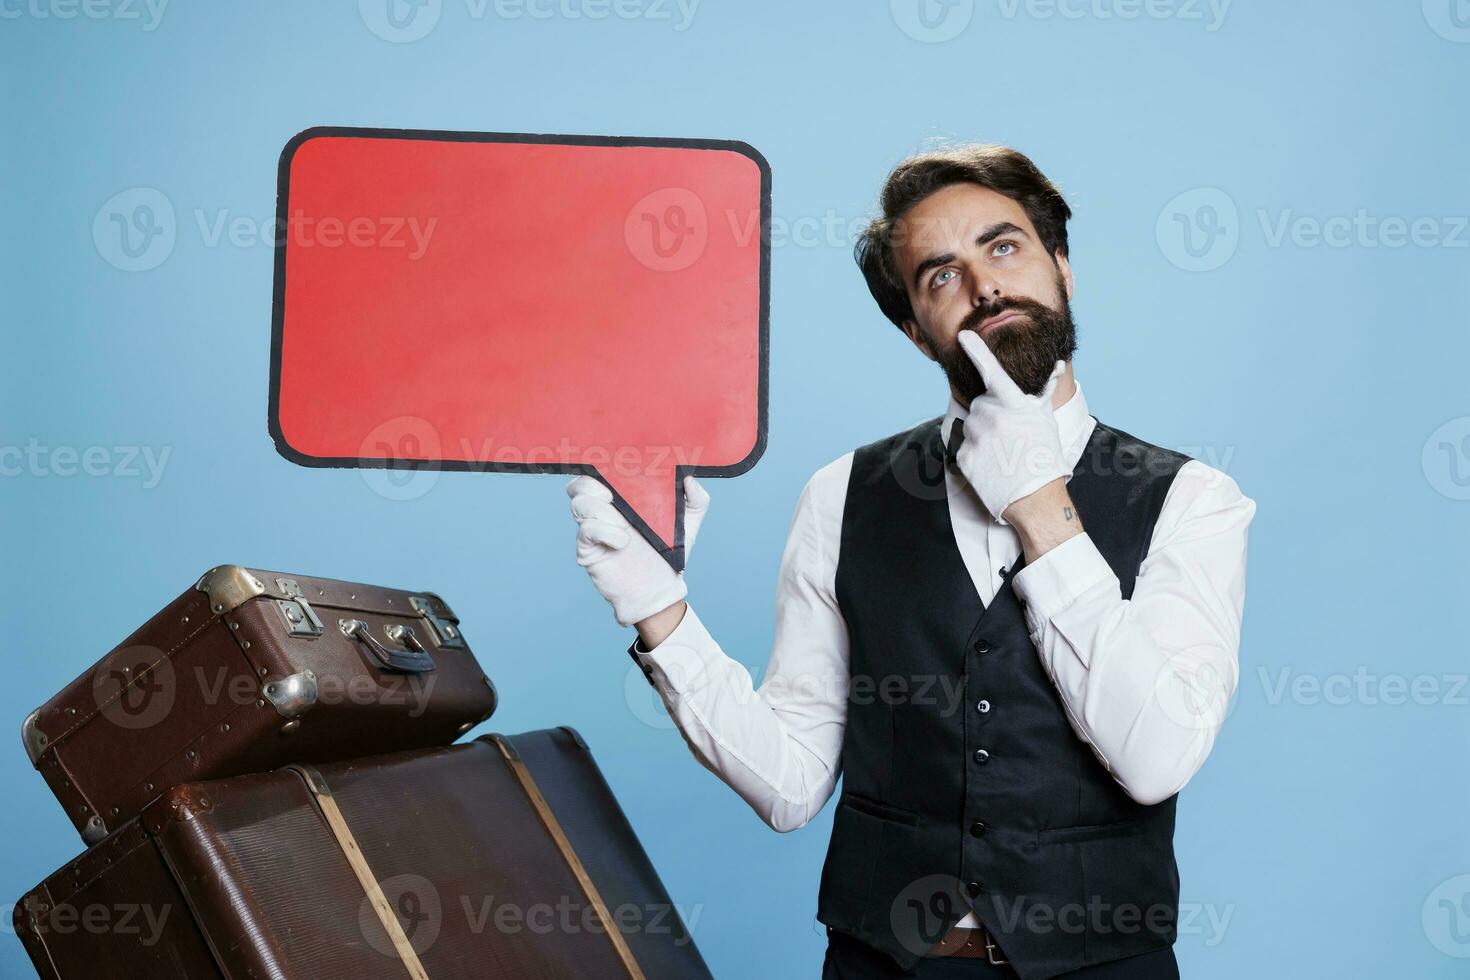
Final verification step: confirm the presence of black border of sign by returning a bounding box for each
[268,125,771,573]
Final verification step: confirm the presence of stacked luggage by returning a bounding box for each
[13,565,712,979]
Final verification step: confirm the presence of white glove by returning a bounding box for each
[566,474,710,627]
[954,330,1069,525]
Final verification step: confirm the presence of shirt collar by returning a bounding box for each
[942,374,1097,472]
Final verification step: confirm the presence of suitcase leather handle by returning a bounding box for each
[339,619,437,673]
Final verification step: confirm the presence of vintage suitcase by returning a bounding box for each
[23,564,498,843]
[14,727,713,980]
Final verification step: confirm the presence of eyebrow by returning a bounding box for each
[909,221,1029,290]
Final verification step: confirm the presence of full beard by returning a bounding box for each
[932,271,1078,400]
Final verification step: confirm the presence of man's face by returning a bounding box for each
[892,182,1077,401]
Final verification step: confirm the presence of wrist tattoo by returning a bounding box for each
[1063,505,1075,522]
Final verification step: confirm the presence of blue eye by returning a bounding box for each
[993,241,1016,256]
[931,268,956,289]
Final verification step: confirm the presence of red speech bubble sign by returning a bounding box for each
[269,128,770,571]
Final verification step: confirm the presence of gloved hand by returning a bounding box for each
[566,474,710,627]
[954,330,1069,525]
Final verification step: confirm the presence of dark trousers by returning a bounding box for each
[821,926,1180,980]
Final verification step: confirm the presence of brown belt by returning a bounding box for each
[926,924,1010,964]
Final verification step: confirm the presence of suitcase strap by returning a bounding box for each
[285,764,433,980]
[488,734,648,980]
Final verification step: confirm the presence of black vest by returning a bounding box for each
[817,414,1191,979]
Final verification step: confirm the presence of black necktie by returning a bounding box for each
[944,417,965,469]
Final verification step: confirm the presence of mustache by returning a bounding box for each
[958,296,1050,334]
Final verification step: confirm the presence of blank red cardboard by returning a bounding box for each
[269,127,770,571]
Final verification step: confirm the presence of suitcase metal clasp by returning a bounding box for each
[409,595,466,650]
[273,579,325,638]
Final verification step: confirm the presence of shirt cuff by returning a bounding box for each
[1010,531,1118,625]
[625,602,715,690]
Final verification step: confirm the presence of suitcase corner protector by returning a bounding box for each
[22,708,47,765]
[194,564,269,615]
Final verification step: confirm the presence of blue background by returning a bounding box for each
[2,1,1468,976]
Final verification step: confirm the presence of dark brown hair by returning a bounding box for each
[854,144,1073,329]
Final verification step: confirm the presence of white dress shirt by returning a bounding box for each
[629,378,1255,930]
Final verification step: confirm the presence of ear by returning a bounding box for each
[900,318,936,361]
[1055,250,1075,301]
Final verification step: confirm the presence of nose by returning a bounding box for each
[969,261,1003,308]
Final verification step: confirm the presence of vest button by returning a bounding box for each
[974,749,990,764]
[967,881,983,897]
[970,821,987,837]
[973,640,990,654]
[975,699,991,714]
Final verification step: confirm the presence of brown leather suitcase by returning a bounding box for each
[23,565,498,843]
[14,728,713,980]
